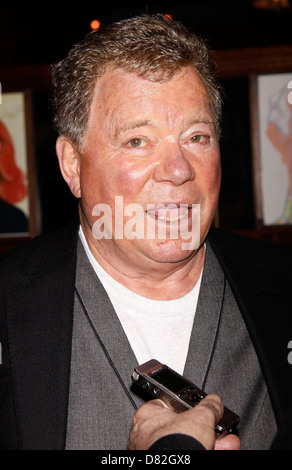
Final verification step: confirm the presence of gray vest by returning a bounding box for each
[65,240,277,450]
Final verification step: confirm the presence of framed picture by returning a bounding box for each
[0,90,40,237]
[250,72,292,227]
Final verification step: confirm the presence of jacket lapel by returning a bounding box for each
[74,239,142,408]
[6,219,78,449]
[183,242,225,387]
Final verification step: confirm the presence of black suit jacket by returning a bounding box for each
[0,218,292,449]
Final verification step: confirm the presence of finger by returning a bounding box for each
[197,394,224,424]
[148,398,170,409]
[214,434,241,450]
[135,398,168,414]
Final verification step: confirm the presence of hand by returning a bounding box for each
[128,394,241,450]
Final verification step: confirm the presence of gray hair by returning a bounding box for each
[51,14,223,146]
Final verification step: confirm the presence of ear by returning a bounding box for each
[56,136,81,198]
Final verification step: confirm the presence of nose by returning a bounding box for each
[153,143,195,186]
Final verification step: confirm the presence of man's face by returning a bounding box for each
[78,66,221,270]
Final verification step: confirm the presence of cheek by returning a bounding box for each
[196,158,221,204]
[80,156,149,209]
[113,161,153,199]
[201,150,221,187]
[79,160,109,206]
[115,172,142,198]
[208,161,221,190]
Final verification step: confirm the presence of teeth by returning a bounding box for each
[156,208,189,222]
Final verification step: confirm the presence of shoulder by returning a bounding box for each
[207,227,292,281]
[0,217,79,289]
[207,226,290,256]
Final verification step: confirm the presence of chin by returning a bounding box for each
[139,239,198,264]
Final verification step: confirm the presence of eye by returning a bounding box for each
[127,138,147,148]
[189,134,210,144]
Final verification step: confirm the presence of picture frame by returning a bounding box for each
[250,72,292,228]
[0,90,40,239]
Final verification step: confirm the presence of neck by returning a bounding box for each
[79,209,205,300]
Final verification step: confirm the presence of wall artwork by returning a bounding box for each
[251,73,292,227]
[0,91,39,237]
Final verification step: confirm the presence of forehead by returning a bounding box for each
[88,66,211,130]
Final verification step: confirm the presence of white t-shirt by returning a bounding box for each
[79,227,203,374]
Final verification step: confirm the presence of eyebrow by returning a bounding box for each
[112,116,215,142]
[113,119,154,140]
[187,118,215,127]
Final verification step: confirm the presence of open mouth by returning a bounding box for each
[146,203,190,223]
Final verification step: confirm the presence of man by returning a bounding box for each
[0,14,291,450]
